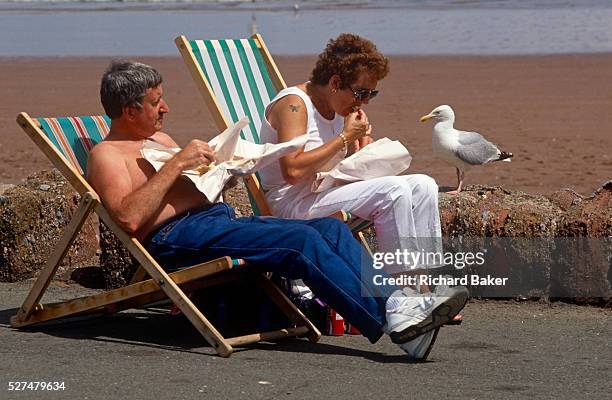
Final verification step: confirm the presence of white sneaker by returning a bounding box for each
[434,276,464,325]
[399,328,440,361]
[384,286,468,344]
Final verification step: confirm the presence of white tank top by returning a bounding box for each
[258,86,344,215]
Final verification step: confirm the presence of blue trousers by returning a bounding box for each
[145,203,397,343]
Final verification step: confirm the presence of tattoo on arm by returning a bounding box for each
[289,104,300,112]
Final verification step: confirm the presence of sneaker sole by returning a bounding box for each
[390,287,469,344]
[415,327,440,362]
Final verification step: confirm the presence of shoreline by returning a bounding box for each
[1,53,610,196]
[1,0,611,12]
[2,4,612,57]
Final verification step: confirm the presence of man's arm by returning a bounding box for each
[87,139,214,234]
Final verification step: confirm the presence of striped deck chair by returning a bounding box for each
[175,34,373,251]
[11,112,320,357]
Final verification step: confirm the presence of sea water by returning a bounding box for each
[0,0,611,56]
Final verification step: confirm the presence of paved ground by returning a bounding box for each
[0,281,609,400]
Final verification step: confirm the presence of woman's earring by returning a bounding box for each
[332,88,337,93]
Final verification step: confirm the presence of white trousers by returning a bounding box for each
[272,174,442,273]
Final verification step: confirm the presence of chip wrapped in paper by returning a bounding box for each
[142,117,308,202]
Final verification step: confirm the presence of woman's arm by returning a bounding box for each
[269,94,369,184]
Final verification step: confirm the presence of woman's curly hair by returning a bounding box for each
[310,33,389,88]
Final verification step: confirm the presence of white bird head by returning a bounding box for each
[420,105,455,124]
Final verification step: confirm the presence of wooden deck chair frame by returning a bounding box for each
[10,112,320,357]
[175,34,373,254]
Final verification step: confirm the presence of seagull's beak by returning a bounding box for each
[420,113,432,122]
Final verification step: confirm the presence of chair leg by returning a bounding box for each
[355,231,373,256]
[255,274,321,343]
[127,241,236,357]
[10,257,235,328]
[97,206,236,357]
[12,192,97,324]
[129,265,148,284]
[226,326,310,347]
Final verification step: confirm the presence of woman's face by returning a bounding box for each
[331,72,379,117]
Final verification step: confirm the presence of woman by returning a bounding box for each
[258,33,442,271]
[257,34,453,360]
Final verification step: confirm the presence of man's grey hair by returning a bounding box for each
[100,60,163,119]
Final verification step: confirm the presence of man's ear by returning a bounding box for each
[122,105,137,121]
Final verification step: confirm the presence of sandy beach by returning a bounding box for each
[1,54,610,195]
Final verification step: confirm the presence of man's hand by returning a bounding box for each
[169,139,215,171]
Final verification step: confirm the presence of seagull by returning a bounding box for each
[420,105,513,194]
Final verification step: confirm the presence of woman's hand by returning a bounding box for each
[353,123,374,152]
[342,109,370,142]
[348,109,373,152]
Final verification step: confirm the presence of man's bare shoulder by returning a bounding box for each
[89,132,176,166]
[86,139,136,181]
[88,140,123,164]
[151,131,179,148]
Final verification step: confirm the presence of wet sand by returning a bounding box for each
[1,54,610,195]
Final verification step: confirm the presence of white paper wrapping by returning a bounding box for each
[312,138,412,193]
[142,117,308,203]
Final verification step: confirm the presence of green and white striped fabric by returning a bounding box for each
[188,38,373,233]
[37,115,110,176]
[189,38,278,144]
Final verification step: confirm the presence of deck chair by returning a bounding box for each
[10,112,321,357]
[175,34,373,252]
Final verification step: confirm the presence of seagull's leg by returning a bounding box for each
[456,170,465,193]
[446,167,462,195]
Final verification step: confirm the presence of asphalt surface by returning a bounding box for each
[0,281,609,400]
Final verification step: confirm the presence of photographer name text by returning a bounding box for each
[373,274,508,287]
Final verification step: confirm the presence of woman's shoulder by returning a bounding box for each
[274,85,310,102]
[272,92,306,109]
[268,86,311,118]
[267,93,308,125]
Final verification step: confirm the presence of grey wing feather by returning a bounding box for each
[454,131,501,165]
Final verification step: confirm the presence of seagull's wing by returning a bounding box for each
[454,131,502,165]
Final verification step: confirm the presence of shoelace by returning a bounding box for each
[418,295,435,310]
[391,293,436,313]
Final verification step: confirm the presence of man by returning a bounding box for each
[87,60,468,360]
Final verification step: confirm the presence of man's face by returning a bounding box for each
[132,85,169,136]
